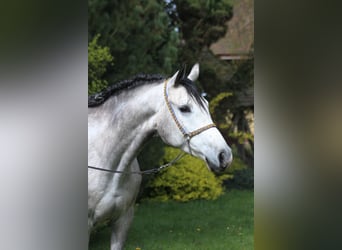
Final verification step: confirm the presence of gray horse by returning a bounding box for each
[88,64,232,249]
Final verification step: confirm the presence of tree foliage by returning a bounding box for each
[168,0,233,63]
[88,34,113,94]
[89,0,179,82]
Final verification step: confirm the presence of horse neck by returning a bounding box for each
[88,83,163,171]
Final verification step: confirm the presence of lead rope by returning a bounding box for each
[88,151,185,175]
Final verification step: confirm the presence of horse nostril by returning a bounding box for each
[219,151,225,164]
[218,150,232,168]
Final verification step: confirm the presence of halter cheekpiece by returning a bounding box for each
[163,78,216,155]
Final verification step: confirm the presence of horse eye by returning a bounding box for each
[179,105,191,113]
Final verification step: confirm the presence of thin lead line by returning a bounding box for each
[88,152,185,175]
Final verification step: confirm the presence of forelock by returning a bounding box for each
[178,78,206,109]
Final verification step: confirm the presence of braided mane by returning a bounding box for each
[88,74,165,107]
[88,73,205,108]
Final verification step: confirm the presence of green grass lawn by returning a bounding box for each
[89,189,254,250]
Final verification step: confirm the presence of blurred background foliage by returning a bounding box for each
[89,0,254,200]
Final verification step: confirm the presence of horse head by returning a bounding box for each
[156,64,232,173]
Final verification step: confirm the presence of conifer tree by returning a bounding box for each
[89,0,179,82]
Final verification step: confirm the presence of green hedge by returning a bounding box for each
[145,147,230,202]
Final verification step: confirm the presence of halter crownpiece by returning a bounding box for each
[163,78,216,154]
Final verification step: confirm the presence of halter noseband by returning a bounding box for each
[163,79,216,155]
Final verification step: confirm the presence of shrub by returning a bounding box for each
[88,34,114,95]
[223,150,254,189]
[226,168,254,189]
[145,147,230,202]
[226,152,248,173]
[136,137,165,201]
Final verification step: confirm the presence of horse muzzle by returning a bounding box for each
[206,149,233,174]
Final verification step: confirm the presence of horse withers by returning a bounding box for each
[88,64,232,249]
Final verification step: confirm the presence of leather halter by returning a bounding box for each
[163,79,216,155]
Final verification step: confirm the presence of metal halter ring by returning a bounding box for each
[184,134,191,141]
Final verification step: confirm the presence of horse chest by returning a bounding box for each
[89,173,141,225]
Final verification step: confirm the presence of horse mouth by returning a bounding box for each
[205,158,225,174]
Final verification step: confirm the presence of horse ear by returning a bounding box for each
[175,64,187,86]
[170,64,187,87]
[187,63,199,82]
[169,70,179,86]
